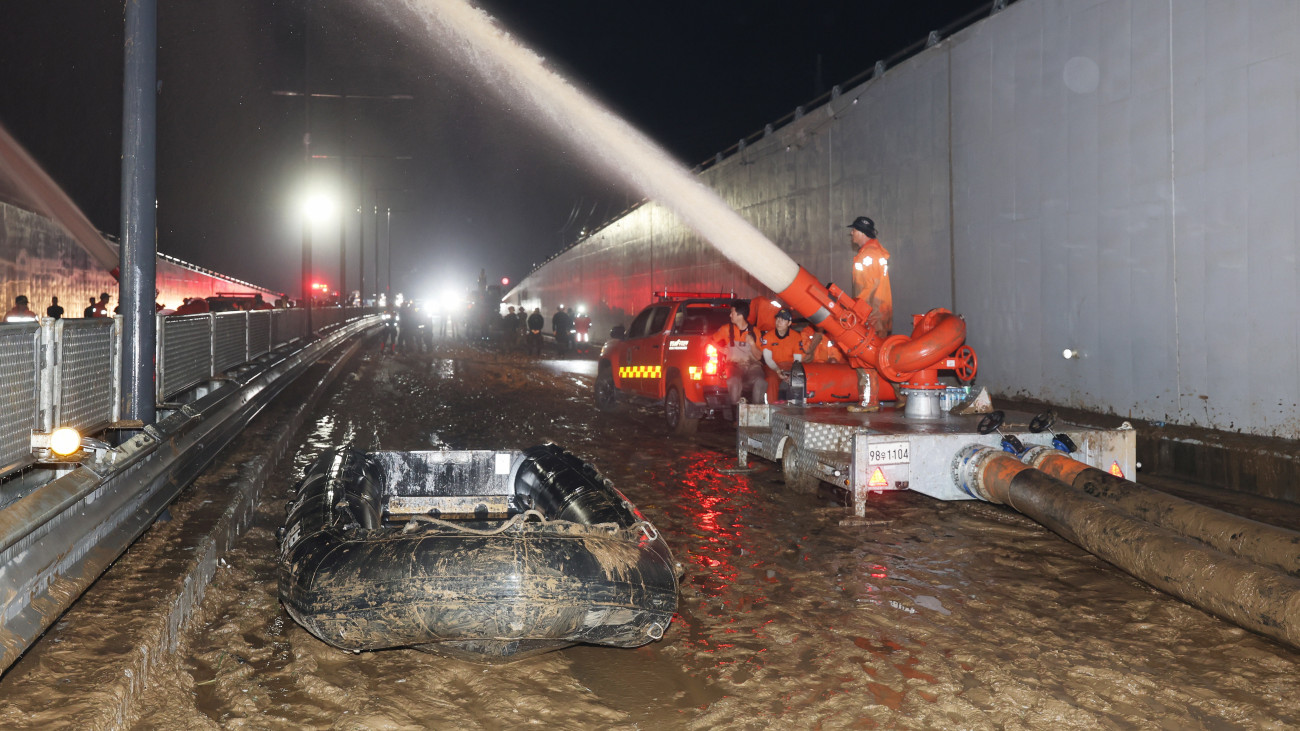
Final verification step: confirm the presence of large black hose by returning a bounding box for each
[1024,446,1300,577]
[953,446,1300,649]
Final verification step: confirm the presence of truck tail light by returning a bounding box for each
[688,366,703,381]
[704,344,719,375]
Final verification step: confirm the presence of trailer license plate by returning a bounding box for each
[870,441,910,465]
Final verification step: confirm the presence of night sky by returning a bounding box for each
[0,1,989,298]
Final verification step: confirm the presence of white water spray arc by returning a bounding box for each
[391,0,801,293]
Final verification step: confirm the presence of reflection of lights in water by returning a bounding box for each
[673,450,777,655]
[432,359,456,378]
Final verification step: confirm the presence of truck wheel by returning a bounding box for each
[595,367,623,413]
[665,381,699,435]
[782,438,820,494]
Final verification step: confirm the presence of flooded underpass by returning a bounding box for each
[32,340,1299,728]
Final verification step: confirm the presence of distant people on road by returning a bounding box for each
[252,294,274,311]
[526,307,544,356]
[4,295,38,323]
[397,300,415,353]
[573,308,591,348]
[503,306,520,350]
[380,309,398,354]
[46,296,64,320]
[552,305,572,355]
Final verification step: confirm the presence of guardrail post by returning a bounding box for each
[112,317,124,424]
[37,319,56,434]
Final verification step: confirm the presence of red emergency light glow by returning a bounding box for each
[704,344,719,375]
[868,467,889,488]
[1109,461,1125,478]
[501,277,510,286]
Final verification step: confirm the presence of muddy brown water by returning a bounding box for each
[15,341,1300,729]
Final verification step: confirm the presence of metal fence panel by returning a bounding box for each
[274,309,307,347]
[159,315,212,401]
[53,319,117,433]
[0,324,39,472]
[247,311,271,358]
[212,312,247,374]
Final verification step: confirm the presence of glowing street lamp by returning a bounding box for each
[300,185,337,331]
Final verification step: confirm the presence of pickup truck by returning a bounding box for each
[594,292,740,435]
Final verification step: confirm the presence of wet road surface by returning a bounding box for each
[70,341,1300,727]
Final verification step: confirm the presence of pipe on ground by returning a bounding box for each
[1023,446,1300,578]
[953,445,1300,650]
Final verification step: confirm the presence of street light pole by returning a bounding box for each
[301,14,313,334]
[120,0,157,426]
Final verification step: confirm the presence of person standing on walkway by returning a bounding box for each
[848,216,892,338]
[46,296,64,320]
[4,295,38,322]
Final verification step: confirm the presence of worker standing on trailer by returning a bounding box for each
[759,309,804,403]
[711,300,764,406]
[848,216,892,338]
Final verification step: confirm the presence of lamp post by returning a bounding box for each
[301,189,335,333]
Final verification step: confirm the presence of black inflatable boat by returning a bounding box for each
[277,444,679,661]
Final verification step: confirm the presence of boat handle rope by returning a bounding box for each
[404,509,549,535]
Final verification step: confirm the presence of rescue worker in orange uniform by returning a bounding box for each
[759,309,804,403]
[711,301,764,406]
[849,216,892,338]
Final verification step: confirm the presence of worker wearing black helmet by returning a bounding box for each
[848,216,892,338]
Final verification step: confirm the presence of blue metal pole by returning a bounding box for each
[120,0,158,426]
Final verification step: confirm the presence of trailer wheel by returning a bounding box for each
[595,366,623,413]
[665,380,699,435]
[781,439,819,494]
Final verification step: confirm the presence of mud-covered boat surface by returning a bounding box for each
[30,341,1300,727]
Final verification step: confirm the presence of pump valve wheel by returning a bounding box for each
[977,410,1005,435]
[1029,410,1055,433]
[953,345,978,383]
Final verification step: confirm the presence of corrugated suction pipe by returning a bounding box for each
[952,445,1300,650]
[1022,445,1300,577]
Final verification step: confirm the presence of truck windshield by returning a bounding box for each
[673,306,732,335]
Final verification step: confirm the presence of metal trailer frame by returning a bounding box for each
[737,404,1136,516]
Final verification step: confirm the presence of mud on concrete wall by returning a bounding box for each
[511,0,1300,440]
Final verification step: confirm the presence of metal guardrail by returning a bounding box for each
[0,307,381,484]
[0,311,381,672]
[157,307,379,402]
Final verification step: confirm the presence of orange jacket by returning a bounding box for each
[759,327,804,371]
[852,239,892,337]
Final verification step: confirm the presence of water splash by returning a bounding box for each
[386,0,801,293]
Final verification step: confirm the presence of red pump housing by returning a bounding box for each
[777,267,977,405]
